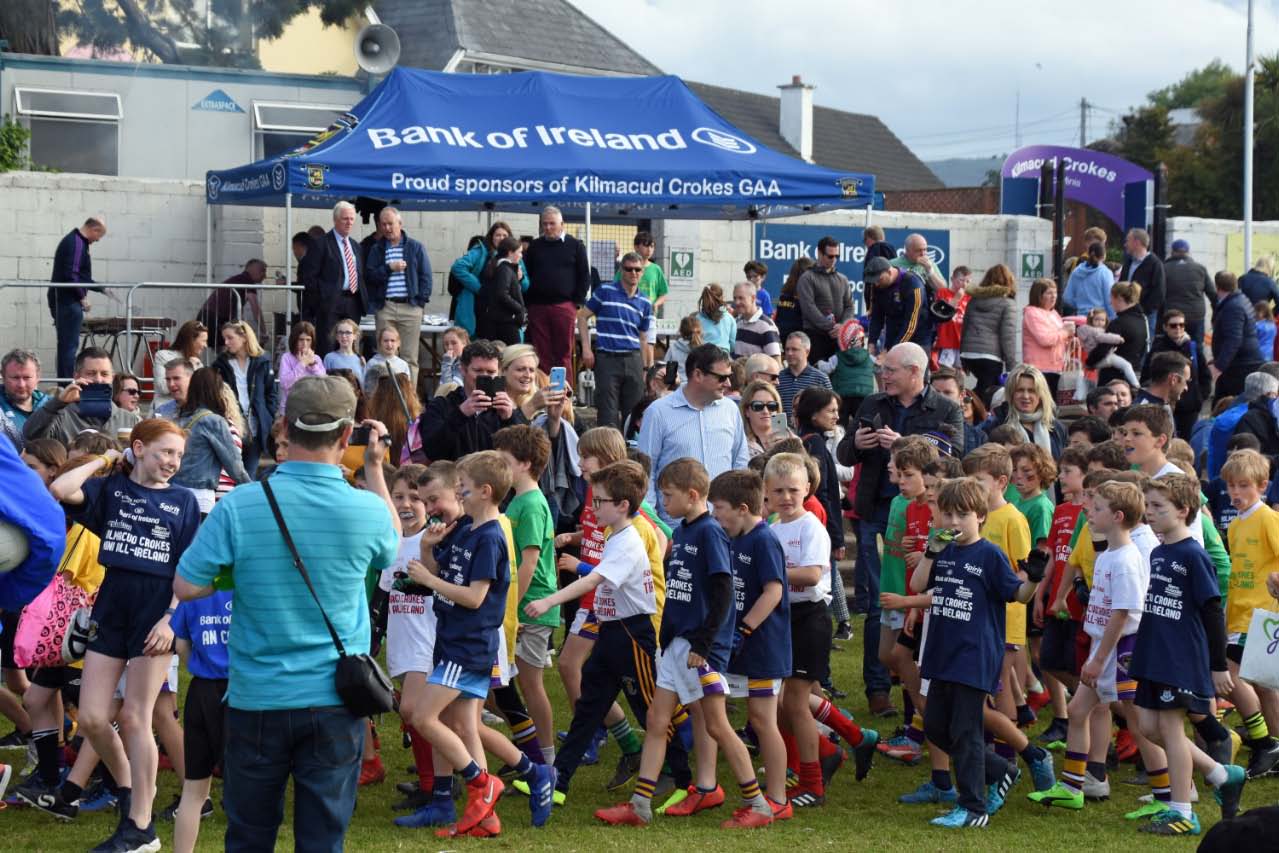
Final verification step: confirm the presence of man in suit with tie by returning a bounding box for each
[301,200,366,354]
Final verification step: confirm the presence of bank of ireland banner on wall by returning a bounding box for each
[753,226,950,315]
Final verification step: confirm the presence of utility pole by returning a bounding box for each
[1244,0,1255,267]
[1079,97,1088,147]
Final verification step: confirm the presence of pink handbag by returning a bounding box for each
[13,531,92,669]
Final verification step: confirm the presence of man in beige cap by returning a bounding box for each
[174,375,400,852]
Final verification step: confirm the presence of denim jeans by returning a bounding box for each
[224,705,364,853]
[54,295,84,381]
[856,506,892,698]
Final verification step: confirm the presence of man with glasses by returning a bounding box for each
[796,236,854,362]
[778,332,832,419]
[744,353,781,386]
[419,340,526,461]
[1162,240,1216,346]
[1142,309,1212,440]
[524,206,590,372]
[637,344,748,525]
[23,346,140,445]
[837,342,963,717]
[579,252,653,431]
[1,349,48,432]
[616,232,667,366]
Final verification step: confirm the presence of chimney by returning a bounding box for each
[778,74,814,162]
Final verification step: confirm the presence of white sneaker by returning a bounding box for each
[1137,786,1198,804]
[1082,771,1110,800]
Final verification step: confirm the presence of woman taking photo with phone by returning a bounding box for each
[739,380,792,457]
[49,418,200,853]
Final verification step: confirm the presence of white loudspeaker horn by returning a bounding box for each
[355,24,400,74]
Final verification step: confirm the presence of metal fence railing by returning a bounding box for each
[0,280,302,385]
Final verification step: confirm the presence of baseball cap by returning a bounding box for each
[1171,239,1190,253]
[863,256,892,284]
[285,375,356,432]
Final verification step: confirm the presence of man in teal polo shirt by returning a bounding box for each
[175,375,399,852]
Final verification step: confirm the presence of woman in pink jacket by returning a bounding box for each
[1022,277,1073,399]
[277,320,327,414]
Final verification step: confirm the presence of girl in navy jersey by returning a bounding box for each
[50,417,199,853]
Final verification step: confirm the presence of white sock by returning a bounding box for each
[1170,800,1192,819]
[541,746,555,764]
[1205,763,1228,787]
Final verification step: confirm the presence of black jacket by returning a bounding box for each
[1233,397,1279,458]
[801,431,844,550]
[1093,304,1147,385]
[1120,253,1166,318]
[418,386,528,462]
[1163,254,1216,326]
[212,352,277,444]
[1213,290,1263,373]
[300,230,368,314]
[48,228,99,312]
[837,386,964,518]
[1239,269,1279,308]
[478,259,526,331]
[524,234,590,306]
[1142,333,1211,413]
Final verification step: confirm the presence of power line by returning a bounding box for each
[900,107,1076,142]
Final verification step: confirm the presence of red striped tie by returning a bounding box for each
[341,237,357,293]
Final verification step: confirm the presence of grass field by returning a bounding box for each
[2,627,1271,851]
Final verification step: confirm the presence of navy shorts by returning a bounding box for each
[1040,616,1081,675]
[184,676,228,780]
[1134,680,1214,717]
[88,568,174,660]
[789,602,831,683]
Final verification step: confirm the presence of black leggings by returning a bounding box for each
[962,358,1005,407]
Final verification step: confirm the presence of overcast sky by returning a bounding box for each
[570,0,1279,162]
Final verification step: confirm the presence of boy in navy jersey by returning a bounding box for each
[915,477,1045,829]
[596,459,771,828]
[406,451,551,838]
[1130,473,1246,835]
[710,469,792,815]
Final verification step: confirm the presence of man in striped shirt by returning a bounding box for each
[579,252,652,430]
[732,281,782,360]
[366,207,432,380]
[778,332,832,419]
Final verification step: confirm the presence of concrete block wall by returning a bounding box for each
[1166,216,1279,277]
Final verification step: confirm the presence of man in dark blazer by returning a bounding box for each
[301,200,366,354]
[1119,227,1166,346]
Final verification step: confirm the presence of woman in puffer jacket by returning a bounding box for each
[960,263,1019,405]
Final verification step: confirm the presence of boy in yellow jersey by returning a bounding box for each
[1220,449,1279,778]
[962,444,1031,764]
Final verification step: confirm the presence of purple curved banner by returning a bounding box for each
[1001,145,1153,227]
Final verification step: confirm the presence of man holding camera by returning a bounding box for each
[419,340,527,461]
[23,346,140,445]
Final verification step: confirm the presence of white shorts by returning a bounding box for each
[656,637,727,705]
[882,609,906,631]
[1086,633,1137,703]
[569,608,599,640]
[515,624,554,669]
[114,654,179,699]
[386,607,437,679]
[490,631,517,689]
[725,674,783,700]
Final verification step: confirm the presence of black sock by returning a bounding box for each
[1053,717,1069,728]
[101,764,118,792]
[60,780,83,803]
[1193,715,1230,744]
[32,728,61,786]
[1086,761,1107,781]
[1020,744,1047,765]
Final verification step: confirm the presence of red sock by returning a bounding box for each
[799,760,824,795]
[409,725,435,791]
[817,733,839,759]
[782,729,799,772]
[813,699,863,746]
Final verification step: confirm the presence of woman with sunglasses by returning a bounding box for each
[1142,308,1212,440]
[739,380,791,457]
[112,374,142,413]
[152,320,208,412]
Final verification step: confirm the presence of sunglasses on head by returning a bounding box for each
[748,400,780,412]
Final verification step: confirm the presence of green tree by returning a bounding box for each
[1110,105,1173,172]
[46,0,367,68]
[0,115,34,172]
[1148,59,1236,110]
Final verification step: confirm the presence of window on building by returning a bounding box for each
[14,88,122,175]
[252,102,351,159]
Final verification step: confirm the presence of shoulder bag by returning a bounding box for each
[261,479,396,717]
